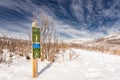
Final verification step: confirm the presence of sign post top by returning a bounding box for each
[32,21,38,28]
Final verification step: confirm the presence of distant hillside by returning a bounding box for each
[65,33,120,55]
[92,33,120,50]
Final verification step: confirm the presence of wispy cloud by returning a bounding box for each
[0,0,120,40]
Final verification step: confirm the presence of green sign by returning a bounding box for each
[32,27,40,42]
[32,27,41,59]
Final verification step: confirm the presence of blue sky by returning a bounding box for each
[0,0,120,40]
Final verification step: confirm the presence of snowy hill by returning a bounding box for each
[64,39,92,44]
[65,33,120,53]
[64,33,120,43]
[0,48,120,80]
[104,33,120,40]
[93,33,120,44]
[91,33,120,51]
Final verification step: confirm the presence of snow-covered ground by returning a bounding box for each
[0,48,120,80]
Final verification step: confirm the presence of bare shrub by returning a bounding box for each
[38,14,59,62]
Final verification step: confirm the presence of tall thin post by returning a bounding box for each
[32,21,41,78]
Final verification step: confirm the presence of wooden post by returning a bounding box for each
[32,59,38,77]
[32,21,41,78]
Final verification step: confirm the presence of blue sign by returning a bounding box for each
[33,43,40,48]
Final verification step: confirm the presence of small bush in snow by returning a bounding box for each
[26,55,30,60]
[1,49,13,64]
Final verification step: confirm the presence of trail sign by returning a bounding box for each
[32,27,41,59]
[32,21,41,78]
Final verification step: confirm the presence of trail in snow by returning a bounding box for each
[0,48,120,80]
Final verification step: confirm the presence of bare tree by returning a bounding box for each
[38,13,59,62]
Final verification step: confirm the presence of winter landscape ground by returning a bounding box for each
[0,48,120,80]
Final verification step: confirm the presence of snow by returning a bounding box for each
[2,49,14,64]
[104,33,120,40]
[0,48,120,80]
[63,39,92,44]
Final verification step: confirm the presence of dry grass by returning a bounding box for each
[63,42,120,56]
[0,37,31,56]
